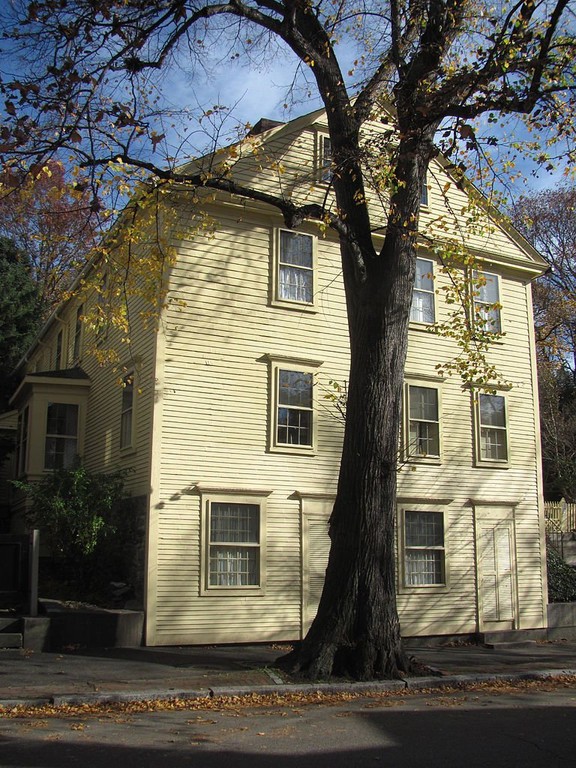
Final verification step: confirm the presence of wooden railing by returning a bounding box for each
[544,500,576,533]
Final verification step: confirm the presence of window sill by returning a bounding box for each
[270,299,318,314]
[269,444,316,456]
[474,459,509,469]
[398,583,447,595]
[200,586,265,597]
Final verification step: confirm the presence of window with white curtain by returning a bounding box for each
[404,510,445,586]
[410,257,435,324]
[277,230,314,305]
[208,501,261,587]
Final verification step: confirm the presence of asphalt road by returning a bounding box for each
[1,682,575,767]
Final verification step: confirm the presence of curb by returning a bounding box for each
[2,668,576,710]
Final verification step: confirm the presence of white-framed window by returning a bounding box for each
[406,383,441,459]
[199,488,270,595]
[476,392,508,463]
[403,510,446,587]
[274,229,315,308]
[267,355,321,453]
[473,270,501,333]
[410,257,435,324]
[319,134,332,182]
[120,372,134,450]
[72,304,84,363]
[44,402,79,470]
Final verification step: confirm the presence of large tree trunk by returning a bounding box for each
[283,231,417,680]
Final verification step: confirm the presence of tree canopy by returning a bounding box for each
[1,1,575,680]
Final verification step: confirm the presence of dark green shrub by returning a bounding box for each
[14,461,131,594]
[547,546,576,602]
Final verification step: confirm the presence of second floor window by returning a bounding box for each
[478,393,508,462]
[411,258,435,324]
[73,304,84,362]
[407,384,440,458]
[277,368,313,448]
[278,230,314,305]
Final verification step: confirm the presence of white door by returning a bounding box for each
[478,522,516,629]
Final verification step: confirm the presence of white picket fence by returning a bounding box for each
[544,500,576,533]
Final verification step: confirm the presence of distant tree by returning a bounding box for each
[0,236,41,458]
[514,186,576,375]
[513,186,576,500]
[0,162,101,314]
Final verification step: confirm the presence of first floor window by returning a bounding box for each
[44,402,78,470]
[478,393,508,462]
[407,384,440,458]
[209,501,260,587]
[404,510,445,586]
[120,373,134,450]
[278,230,314,304]
[411,258,435,324]
[277,368,313,447]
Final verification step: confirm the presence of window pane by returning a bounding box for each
[46,403,78,436]
[277,407,312,446]
[406,550,443,585]
[405,511,444,547]
[409,387,438,421]
[279,265,313,302]
[209,546,258,586]
[415,259,433,291]
[409,420,439,456]
[279,370,312,407]
[480,395,505,427]
[477,273,499,303]
[410,291,435,323]
[280,231,313,268]
[481,427,508,461]
[210,503,259,543]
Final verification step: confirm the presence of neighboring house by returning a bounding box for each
[5,107,549,646]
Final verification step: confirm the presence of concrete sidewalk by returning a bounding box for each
[2,640,576,709]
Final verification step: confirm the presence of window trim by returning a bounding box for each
[420,174,429,207]
[410,256,435,325]
[474,391,509,467]
[271,228,317,312]
[267,355,322,454]
[199,489,270,596]
[473,270,502,334]
[404,378,443,463]
[398,503,448,592]
[119,371,136,452]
